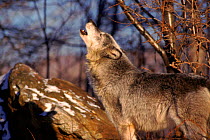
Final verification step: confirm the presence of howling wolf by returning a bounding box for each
[80,20,210,140]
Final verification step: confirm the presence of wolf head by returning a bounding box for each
[80,20,136,82]
[80,20,123,61]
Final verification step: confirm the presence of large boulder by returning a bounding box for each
[0,63,119,140]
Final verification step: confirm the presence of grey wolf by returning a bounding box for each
[80,20,210,140]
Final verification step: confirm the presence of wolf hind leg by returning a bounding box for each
[170,108,209,139]
[118,123,137,140]
[177,120,208,140]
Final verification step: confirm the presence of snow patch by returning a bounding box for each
[27,87,44,96]
[68,89,76,95]
[64,93,78,104]
[43,79,48,84]
[64,93,91,113]
[12,85,19,95]
[25,85,75,116]
[74,106,86,113]
[87,101,100,108]
[87,95,97,102]
[68,89,82,100]
[95,117,100,121]
[28,71,36,77]
[32,93,39,101]
[40,103,53,116]
[24,96,30,102]
[45,85,60,93]
[62,107,75,116]
[81,114,86,118]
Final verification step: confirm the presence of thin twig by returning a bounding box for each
[134,0,160,25]
[27,128,36,140]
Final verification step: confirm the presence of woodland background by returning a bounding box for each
[0,0,209,94]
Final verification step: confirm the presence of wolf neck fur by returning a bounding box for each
[86,51,138,96]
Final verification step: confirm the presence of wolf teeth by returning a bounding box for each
[80,29,87,35]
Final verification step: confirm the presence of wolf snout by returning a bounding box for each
[85,20,101,36]
[87,19,97,27]
[86,19,96,30]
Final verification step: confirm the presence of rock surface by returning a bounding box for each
[0,63,119,140]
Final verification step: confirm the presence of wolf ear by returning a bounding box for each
[102,46,122,60]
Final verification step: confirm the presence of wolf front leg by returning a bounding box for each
[118,123,137,140]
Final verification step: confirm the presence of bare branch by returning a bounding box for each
[117,0,174,72]
[43,0,50,79]
[162,0,176,54]
[134,0,159,25]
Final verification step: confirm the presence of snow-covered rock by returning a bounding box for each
[0,63,119,140]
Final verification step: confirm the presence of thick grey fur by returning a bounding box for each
[80,20,210,140]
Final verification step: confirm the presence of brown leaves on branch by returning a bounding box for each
[115,0,209,75]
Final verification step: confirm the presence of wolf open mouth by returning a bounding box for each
[80,29,87,35]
